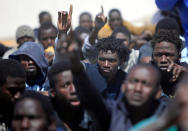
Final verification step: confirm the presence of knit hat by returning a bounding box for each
[16,25,35,41]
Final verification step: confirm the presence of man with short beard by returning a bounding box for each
[48,60,96,131]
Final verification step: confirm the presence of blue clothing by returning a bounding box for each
[155,0,188,49]
[9,42,49,91]
[129,116,177,131]
[74,71,167,131]
[84,63,126,100]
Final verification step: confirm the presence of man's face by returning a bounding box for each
[79,14,93,31]
[12,98,48,131]
[153,41,178,71]
[98,50,120,79]
[54,70,80,107]
[109,11,123,30]
[115,32,130,47]
[39,28,56,49]
[17,36,34,47]
[0,76,25,103]
[122,66,158,107]
[19,55,39,79]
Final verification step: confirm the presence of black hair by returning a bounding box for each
[39,11,51,21]
[151,30,182,54]
[16,90,55,125]
[108,8,122,18]
[128,63,161,88]
[111,26,131,42]
[156,18,180,34]
[79,12,92,21]
[48,60,72,89]
[96,36,130,64]
[38,22,58,41]
[0,59,26,87]
[74,26,90,46]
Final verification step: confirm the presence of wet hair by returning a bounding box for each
[0,59,26,87]
[151,30,182,54]
[96,36,130,64]
[39,11,51,22]
[38,22,57,41]
[79,12,92,21]
[128,63,161,88]
[156,18,180,34]
[17,90,55,125]
[111,26,131,42]
[108,8,122,18]
[48,60,72,89]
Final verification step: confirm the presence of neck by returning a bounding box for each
[124,98,156,124]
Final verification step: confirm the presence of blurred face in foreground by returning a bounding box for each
[122,66,158,107]
[12,98,48,131]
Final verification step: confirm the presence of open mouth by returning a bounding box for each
[27,66,36,72]
[159,66,168,70]
[69,97,80,106]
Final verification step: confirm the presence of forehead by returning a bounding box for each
[153,41,177,52]
[98,50,118,59]
[15,98,44,115]
[110,11,121,18]
[56,70,73,82]
[128,66,157,83]
[80,14,92,21]
[115,32,129,40]
[41,28,56,36]
[6,76,25,85]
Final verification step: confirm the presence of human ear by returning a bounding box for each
[50,88,56,97]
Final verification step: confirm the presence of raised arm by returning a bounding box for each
[89,5,107,44]
[70,52,111,131]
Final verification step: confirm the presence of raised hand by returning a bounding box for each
[57,5,73,33]
[94,5,107,30]
[166,57,187,82]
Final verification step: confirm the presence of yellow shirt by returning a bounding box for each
[98,20,155,39]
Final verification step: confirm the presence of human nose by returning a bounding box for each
[134,83,142,92]
[69,83,76,93]
[104,60,110,67]
[161,55,168,63]
[21,117,30,129]
[14,91,21,100]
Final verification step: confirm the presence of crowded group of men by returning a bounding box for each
[1,0,188,130]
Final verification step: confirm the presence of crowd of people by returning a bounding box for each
[0,1,188,131]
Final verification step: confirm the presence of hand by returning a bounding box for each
[45,52,54,65]
[94,5,107,30]
[166,58,187,82]
[57,5,73,33]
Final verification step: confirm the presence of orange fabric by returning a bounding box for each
[0,40,17,47]
[98,20,156,39]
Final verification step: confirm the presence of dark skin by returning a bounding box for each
[89,6,107,44]
[57,5,73,38]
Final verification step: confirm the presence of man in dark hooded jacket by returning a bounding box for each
[9,42,49,92]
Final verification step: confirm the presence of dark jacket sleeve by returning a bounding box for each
[73,71,111,131]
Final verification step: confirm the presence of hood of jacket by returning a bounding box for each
[9,42,48,85]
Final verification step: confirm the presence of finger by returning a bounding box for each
[176,67,182,80]
[58,11,62,23]
[167,57,174,72]
[172,65,178,81]
[62,11,68,25]
[69,4,73,18]
[101,5,104,15]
